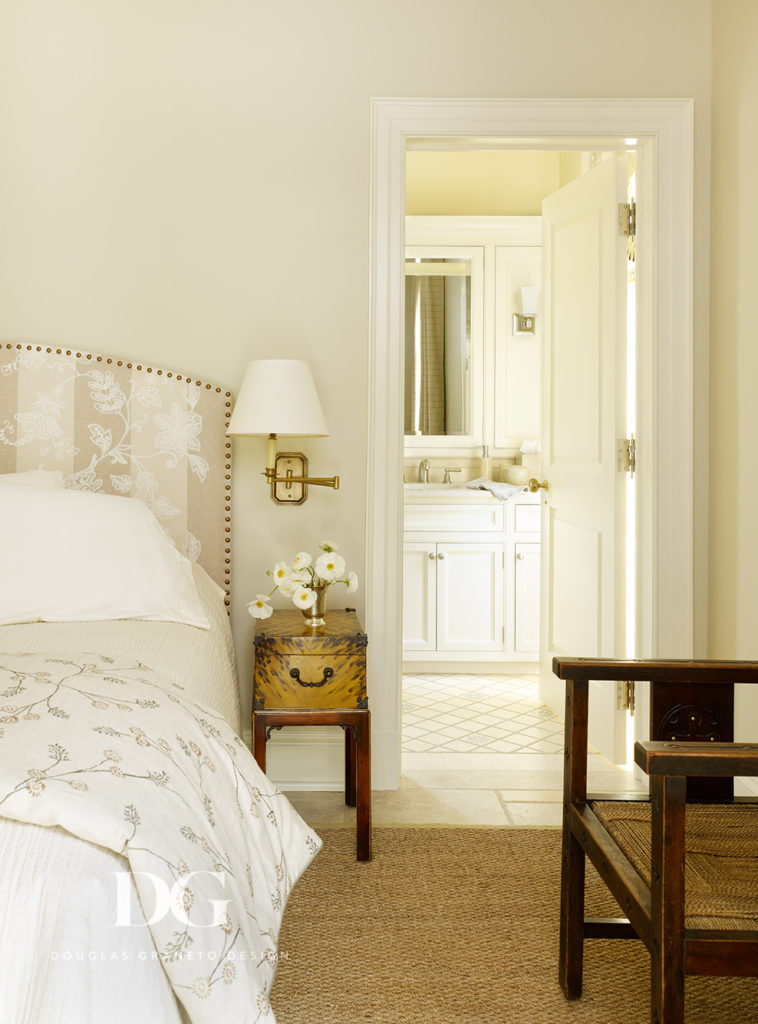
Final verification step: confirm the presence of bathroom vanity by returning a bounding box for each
[402,487,540,668]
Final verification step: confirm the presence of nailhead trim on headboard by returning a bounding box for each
[1,343,233,608]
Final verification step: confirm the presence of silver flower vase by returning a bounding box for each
[301,584,327,627]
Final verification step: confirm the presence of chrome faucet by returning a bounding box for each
[418,459,431,483]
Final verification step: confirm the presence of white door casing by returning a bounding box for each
[538,156,629,764]
[367,98,694,790]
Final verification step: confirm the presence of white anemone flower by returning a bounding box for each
[293,551,312,570]
[276,576,299,598]
[346,571,359,594]
[292,586,317,610]
[247,595,273,619]
[271,561,292,584]
[314,552,346,582]
[319,540,339,553]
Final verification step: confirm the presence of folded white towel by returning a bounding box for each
[462,478,527,501]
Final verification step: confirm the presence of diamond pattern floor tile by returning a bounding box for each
[401,673,562,754]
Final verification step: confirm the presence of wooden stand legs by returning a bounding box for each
[354,712,371,861]
[345,725,357,806]
[253,708,372,861]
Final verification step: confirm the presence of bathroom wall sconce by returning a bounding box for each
[512,286,540,335]
[227,359,340,505]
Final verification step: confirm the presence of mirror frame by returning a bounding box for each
[403,242,484,451]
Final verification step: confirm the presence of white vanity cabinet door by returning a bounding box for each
[402,542,437,651]
[435,542,504,652]
[514,542,540,653]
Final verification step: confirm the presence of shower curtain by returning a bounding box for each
[405,271,446,435]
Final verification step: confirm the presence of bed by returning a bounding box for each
[0,344,320,1024]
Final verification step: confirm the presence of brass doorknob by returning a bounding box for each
[527,478,549,492]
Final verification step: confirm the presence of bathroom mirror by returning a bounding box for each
[404,256,470,435]
[403,245,483,448]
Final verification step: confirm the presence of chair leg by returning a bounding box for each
[559,825,586,998]
[559,678,588,999]
[650,774,686,1024]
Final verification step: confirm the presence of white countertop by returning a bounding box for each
[403,483,536,504]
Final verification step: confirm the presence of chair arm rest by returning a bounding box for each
[552,657,758,684]
[635,740,758,777]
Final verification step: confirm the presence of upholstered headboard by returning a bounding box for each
[0,344,232,602]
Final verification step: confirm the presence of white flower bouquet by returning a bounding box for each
[247,541,358,620]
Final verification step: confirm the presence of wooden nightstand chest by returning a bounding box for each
[252,608,371,860]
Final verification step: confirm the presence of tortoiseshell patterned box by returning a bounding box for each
[253,610,367,711]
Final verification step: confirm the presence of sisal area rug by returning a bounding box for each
[273,827,758,1024]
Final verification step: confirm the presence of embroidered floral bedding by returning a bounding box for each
[0,652,320,1023]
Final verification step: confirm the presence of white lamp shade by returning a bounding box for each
[520,286,540,317]
[227,359,329,437]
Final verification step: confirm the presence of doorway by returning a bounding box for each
[367,98,695,791]
[401,148,636,780]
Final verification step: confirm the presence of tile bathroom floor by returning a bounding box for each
[285,673,649,829]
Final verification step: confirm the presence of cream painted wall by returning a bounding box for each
[0,1,712,759]
[405,150,587,215]
[710,1,758,735]
[406,151,562,215]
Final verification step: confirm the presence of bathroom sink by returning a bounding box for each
[404,482,460,492]
[403,482,496,501]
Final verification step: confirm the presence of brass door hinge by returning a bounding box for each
[618,199,636,261]
[616,680,636,716]
[617,434,636,478]
[618,200,636,237]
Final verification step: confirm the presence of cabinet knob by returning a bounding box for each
[517,552,525,560]
[437,552,446,560]
[428,552,436,560]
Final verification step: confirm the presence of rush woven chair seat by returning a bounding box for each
[554,658,758,1024]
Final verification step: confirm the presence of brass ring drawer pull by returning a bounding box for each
[289,666,335,688]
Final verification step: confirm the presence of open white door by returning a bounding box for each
[538,156,630,764]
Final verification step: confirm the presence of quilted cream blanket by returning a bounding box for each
[0,652,320,1023]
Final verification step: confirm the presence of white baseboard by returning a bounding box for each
[735,777,758,797]
[403,660,538,675]
[243,725,400,791]
[243,727,344,790]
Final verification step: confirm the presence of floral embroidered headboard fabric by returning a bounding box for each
[0,344,232,601]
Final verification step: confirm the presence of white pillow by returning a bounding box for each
[0,470,65,489]
[0,488,209,628]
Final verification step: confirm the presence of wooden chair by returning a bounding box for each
[555,657,758,1024]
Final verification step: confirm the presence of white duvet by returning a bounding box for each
[0,564,243,734]
[0,572,320,1024]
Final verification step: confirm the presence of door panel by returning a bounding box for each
[436,542,504,652]
[402,542,436,651]
[550,209,604,468]
[550,516,600,656]
[539,156,629,764]
[514,542,540,653]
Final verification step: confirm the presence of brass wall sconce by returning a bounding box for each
[227,359,340,505]
[512,286,540,335]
